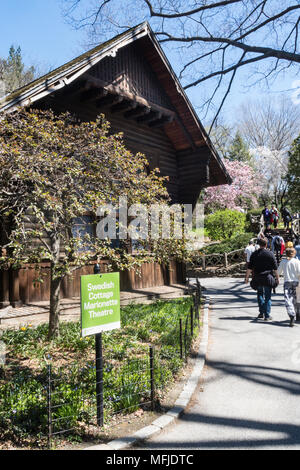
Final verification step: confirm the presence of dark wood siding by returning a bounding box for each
[0,260,185,306]
[39,92,180,203]
[89,42,173,110]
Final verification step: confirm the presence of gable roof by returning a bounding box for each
[0,22,231,187]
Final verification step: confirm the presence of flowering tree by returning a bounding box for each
[0,109,187,338]
[204,160,262,213]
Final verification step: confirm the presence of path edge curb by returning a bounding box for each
[84,295,211,451]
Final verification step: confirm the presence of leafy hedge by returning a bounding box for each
[205,209,246,241]
[202,232,255,255]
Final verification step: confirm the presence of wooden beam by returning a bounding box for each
[96,94,124,108]
[80,87,108,103]
[124,106,151,119]
[110,100,137,113]
[149,115,174,128]
[85,74,175,119]
[174,116,196,151]
[137,110,162,123]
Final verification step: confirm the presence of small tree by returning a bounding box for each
[0,109,186,338]
[0,46,36,97]
[286,135,300,211]
[227,132,252,165]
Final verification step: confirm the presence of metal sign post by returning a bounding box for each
[95,332,104,426]
[80,269,120,427]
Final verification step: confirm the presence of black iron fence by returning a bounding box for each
[0,286,202,449]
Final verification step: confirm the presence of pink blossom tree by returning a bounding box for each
[204,160,262,213]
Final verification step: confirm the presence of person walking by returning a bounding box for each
[272,232,284,265]
[245,238,279,321]
[262,206,272,230]
[277,247,300,327]
[271,205,279,229]
[281,206,292,230]
[244,240,258,269]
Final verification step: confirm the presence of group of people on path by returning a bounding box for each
[244,235,300,327]
[261,205,297,230]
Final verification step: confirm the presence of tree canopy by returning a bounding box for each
[62,0,300,126]
[0,109,187,338]
[286,135,300,211]
[0,46,36,97]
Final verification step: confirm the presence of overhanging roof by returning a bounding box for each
[0,22,231,187]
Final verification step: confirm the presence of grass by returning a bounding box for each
[0,296,200,448]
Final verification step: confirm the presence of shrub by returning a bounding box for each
[205,209,246,241]
[202,232,255,254]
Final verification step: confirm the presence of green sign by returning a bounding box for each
[80,272,120,337]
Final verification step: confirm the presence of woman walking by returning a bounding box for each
[278,248,300,327]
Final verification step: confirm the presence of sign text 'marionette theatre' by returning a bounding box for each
[80,272,120,337]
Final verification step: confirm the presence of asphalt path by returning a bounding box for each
[135,277,300,450]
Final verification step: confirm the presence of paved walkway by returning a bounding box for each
[135,277,300,450]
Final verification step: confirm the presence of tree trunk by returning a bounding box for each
[48,269,62,339]
[48,231,61,340]
[48,270,62,340]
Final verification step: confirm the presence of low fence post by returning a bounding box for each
[190,305,194,337]
[194,293,199,325]
[149,346,155,411]
[179,318,183,359]
[47,363,52,450]
[224,252,228,268]
[184,315,188,361]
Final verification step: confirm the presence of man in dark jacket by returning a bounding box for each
[281,206,292,229]
[245,238,279,320]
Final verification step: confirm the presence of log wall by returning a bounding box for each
[0,260,185,307]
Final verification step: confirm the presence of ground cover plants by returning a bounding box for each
[0,296,199,448]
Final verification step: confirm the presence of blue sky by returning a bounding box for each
[0,0,87,71]
[0,0,299,126]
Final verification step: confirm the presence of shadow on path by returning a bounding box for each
[141,412,300,449]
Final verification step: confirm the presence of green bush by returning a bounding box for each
[202,232,255,254]
[205,209,246,241]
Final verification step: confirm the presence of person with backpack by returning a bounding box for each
[272,232,284,264]
[278,247,300,327]
[262,206,272,230]
[281,206,292,230]
[245,238,279,321]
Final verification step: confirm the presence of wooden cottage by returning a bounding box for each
[0,22,231,307]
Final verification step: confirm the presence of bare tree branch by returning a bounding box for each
[143,0,243,18]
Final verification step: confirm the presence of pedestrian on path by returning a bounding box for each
[262,206,272,230]
[272,232,284,264]
[244,240,258,269]
[277,247,300,327]
[281,206,292,230]
[271,205,279,229]
[245,238,279,321]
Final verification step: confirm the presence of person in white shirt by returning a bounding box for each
[278,247,300,327]
[244,240,259,268]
